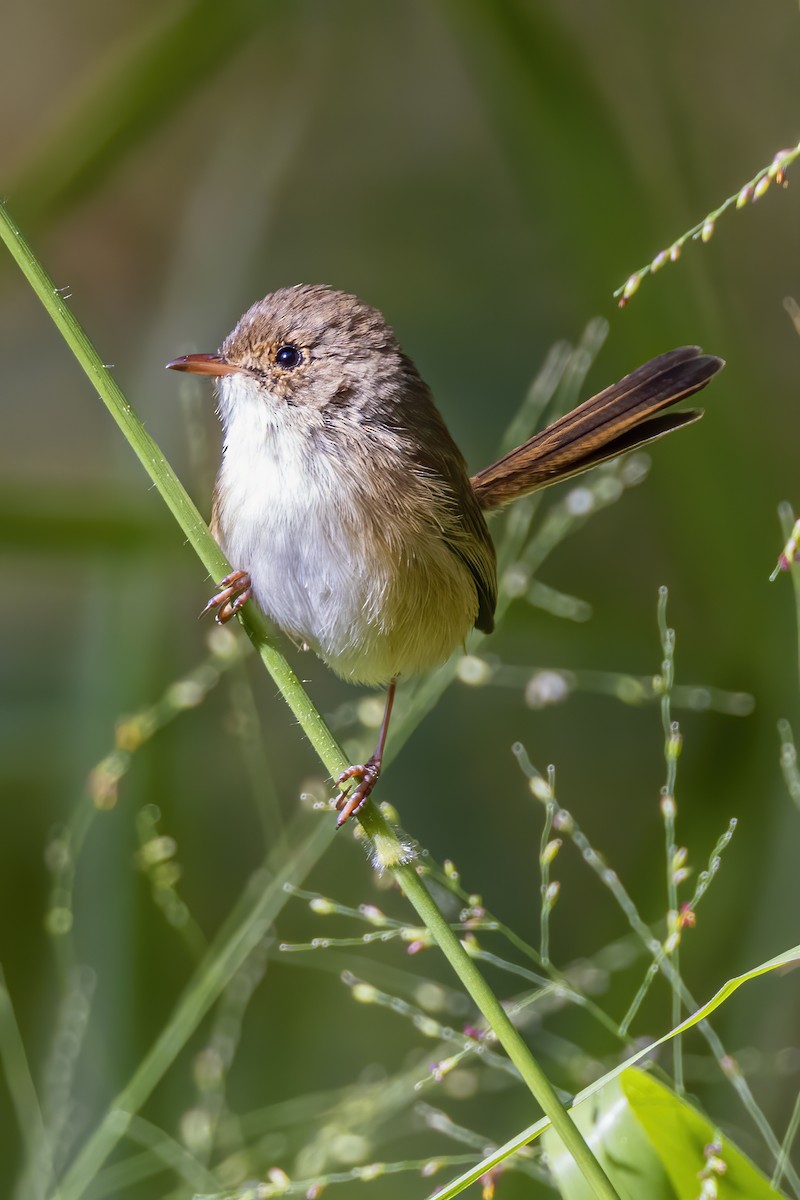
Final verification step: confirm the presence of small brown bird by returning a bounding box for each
[167,286,723,825]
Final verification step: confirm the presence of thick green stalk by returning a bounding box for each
[0,202,619,1200]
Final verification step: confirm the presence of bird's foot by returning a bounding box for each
[335,755,382,827]
[200,570,252,623]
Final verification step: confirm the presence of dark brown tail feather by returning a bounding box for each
[470,347,724,511]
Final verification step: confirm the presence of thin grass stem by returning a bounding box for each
[657,587,684,1094]
[0,967,53,1200]
[614,141,800,305]
[539,783,556,967]
[774,1089,800,1192]
[777,502,800,691]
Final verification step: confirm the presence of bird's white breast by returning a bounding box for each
[213,375,479,685]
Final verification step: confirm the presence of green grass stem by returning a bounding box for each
[0,203,620,1200]
[0,968,54,1198]
[656,588,684,1093]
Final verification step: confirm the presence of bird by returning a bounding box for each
[167,284,723,825]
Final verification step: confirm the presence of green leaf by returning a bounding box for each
[429,943,800,1198]
[543,1073,676,1199]
[544,1075,782,1200]
[544,1070,782,1199]
[622,1070,781,1199]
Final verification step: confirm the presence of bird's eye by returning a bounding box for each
[275,344,302,370]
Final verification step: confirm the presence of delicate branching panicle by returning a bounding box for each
[614,141,800,306]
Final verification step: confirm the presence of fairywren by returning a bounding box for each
[167,285,723,824]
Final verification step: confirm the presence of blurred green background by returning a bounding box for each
[2,1,800,1196]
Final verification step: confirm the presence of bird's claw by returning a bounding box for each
[200,569,252,624]
[335,756,381,827]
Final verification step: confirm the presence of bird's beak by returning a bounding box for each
[166,352,250,377]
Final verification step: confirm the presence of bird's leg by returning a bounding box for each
[200,569,252,624]
[335,679,397,827]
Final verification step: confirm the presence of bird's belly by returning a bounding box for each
[215,459,478,686]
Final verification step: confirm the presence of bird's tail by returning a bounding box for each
[470,346,724,511]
